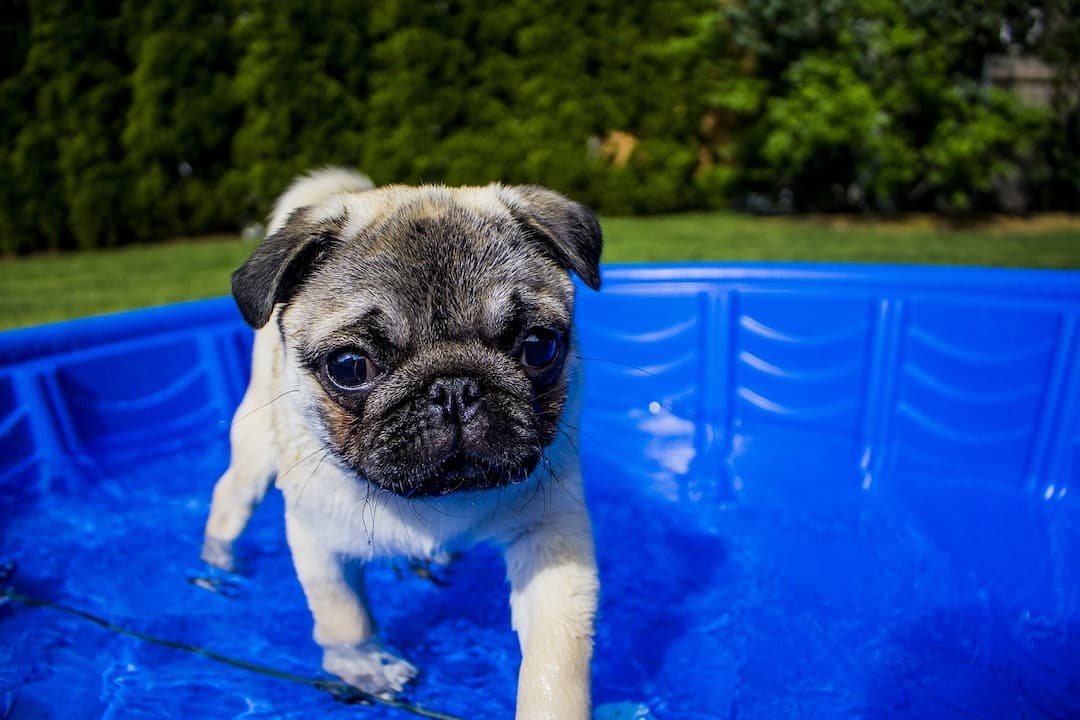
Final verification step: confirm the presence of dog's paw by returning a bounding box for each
[323,641,418,697]
[200,535,240,573]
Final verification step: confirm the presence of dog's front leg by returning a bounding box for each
[285,515,418,695]
[202,327,282,572]
[506,517,598,720]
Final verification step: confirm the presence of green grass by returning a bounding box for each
[1,213,1078,330]
[600,212,1080,266]
[0,236,252,330]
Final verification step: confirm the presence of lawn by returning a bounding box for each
[1,212,1078,330]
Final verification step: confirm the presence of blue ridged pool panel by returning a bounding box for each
[2,263,1079,719]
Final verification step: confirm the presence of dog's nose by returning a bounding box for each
[426,377,482,423]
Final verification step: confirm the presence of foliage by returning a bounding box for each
[1,0,131,252]
[0,0,1076,253]
[721,0,1076,212]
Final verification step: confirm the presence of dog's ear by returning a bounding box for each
[503,186,603,290]
[231,210,337,328]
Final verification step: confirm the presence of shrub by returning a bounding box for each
[0,0,1074,253]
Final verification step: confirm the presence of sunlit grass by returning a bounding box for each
[0,236,251,329]
[601,212,1080,267]
[1,213,1077,329]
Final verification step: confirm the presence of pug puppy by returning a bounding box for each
[201,168,601,719]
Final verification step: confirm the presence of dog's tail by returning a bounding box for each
[266,167,374,235]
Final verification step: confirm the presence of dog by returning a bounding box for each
[201,168,601,719]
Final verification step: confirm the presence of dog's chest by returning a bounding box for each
[279,458,538,562]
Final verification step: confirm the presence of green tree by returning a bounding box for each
[223,0,370,223]
[30,0,131,249]
[0,0,1076,254]
[122,1,242,240]
[724,0,1062,212]
[0,0,47,254]
[1,0,132,252]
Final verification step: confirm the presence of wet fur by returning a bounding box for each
[203,169,600,719]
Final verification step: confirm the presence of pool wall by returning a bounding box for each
[2,262,1079,719]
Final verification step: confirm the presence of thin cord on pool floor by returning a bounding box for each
[0,569,464,720]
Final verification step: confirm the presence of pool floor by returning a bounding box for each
[2,433,1078,719]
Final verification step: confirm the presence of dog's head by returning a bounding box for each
[232,179,602,497]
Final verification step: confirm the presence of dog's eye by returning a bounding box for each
[326,349,376,389]
[520,329,560,368]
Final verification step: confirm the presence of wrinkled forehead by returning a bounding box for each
[285,187,576,347]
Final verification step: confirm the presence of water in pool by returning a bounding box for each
[1,419,1077,719]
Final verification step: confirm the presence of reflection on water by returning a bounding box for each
[1,430,1078,719]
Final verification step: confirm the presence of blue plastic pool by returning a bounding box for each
[2,263,1079,719]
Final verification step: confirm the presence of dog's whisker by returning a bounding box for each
[543,441,590,513]
[575,354,660,377]
[360,478,377,544]
[392,496,419,547]
[489,481,506,522]
[515,461,549,519]
[287,447,332,519]
[556,420,612,459]
[277,444,333,484]
[231,388,301,426]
